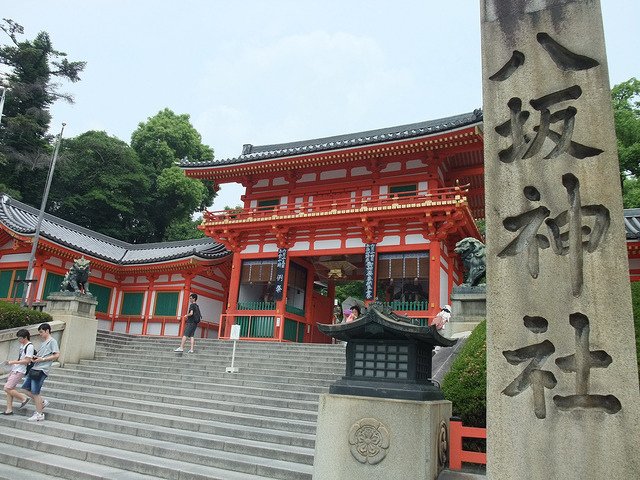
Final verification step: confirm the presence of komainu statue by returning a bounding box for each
[454,237,486,287]
[60,257,91,294]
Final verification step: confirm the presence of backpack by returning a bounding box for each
[20,342,37,373]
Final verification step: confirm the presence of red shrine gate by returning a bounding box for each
[183,112,485,342]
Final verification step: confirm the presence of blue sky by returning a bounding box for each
[3,1,638,210]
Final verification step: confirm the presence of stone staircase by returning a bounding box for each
[0,331,346,480]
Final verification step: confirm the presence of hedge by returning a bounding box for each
[0,301,52,330]
[442,320,487,428]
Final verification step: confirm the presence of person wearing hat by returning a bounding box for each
[433,305,451,331]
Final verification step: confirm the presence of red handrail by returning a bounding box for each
[203,184,469,224]
[449,417,486,470]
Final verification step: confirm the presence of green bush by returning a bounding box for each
[0,301,52,330]
[631,282,640,378]
[442,320,487,428]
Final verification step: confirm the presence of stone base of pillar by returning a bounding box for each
[313,393,451,480]
[449,287,486,334]
[45,292,98,367]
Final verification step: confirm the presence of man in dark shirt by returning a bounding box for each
[174,293,202,353]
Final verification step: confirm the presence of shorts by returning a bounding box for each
[21,371,48,395]
[183,321,198,338]
[3,371,24,390]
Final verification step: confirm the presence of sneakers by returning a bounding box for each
[42,399,50,409]
[27,412,44,422]
[174,347,184,352]
[19,397,30,409]
[188,350,194,353]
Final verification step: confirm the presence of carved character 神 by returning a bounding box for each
[60,257,91,294]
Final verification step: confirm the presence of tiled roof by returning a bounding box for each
[0,195,229,265]
[180,110,483,168]
[625,208,640,240]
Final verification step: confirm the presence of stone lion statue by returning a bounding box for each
[60,257,91,294]
[454,237,486,287]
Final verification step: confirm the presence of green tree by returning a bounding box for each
[612,78,640,178]
[0,19,85,205]
[49,131,152,242]
[131,109,216,240]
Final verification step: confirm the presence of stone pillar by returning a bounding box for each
[481,1,640,479]
[45,292,98,366]
[314,394,450,480]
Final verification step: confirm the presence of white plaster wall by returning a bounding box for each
[122,276,135,284]
[250,199,257,208]
[163,323,180,336]
[97,319,111,331]
[0,239,12,249]
[273,177,287,186]
[378,236,401,247]
[346,238,365,248]
[629,258,640,269]
[242,244,260,254]
[193,275,223,291]
[1,253,30,263]
[290,241,311,251]
[280,196,288,206]
[46,257,63,267]
[440,266,449,308]
[314,239,341,250]
[382,162,401,172]
[104,273,117,282]
[379,185,388,195]
[418,181,428,194]
[351,167,369,176]
[405,234,428,245]
[320,169,347,180]
[157,274,169,283]
[263,243,278,253]
[406,159,425,169]
[91,270,103,279]
[254,179,269,188]
[200,296,223,325]
[299,173,316,183]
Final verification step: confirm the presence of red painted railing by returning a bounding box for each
[203,184,469,224]
[449,417,486,470]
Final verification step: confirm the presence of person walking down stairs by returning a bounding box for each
[21,323,59,422]
[2,329,34,415]
[175,293,202,354]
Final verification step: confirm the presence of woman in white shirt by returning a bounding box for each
[2,329,33,415]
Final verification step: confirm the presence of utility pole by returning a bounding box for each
[22,123,66,307]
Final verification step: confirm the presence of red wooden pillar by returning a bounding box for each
[30,255,46,303]
[303,261,315,341]
[428,241,441,322]
[225,253,243,338]
[142,274,158,335]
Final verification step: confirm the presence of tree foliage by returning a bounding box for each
[442,320,487,428]
[612,78,640,208]
[130,109,216,241]
[49,131,152,243]
[0,19,86,204]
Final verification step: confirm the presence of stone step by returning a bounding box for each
[83,354,345,377]
[0,417,312,480]
[51,369,324,402]
[0,438,159,480]
[94,348,346,367]
[12,397,316,449]
[0,463,67,480]
[0,424,281,480]
[45,376,321,411]
[33,386,318,433]
[64,363,338,390]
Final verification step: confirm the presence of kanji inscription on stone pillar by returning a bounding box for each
[481,1,640,479]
